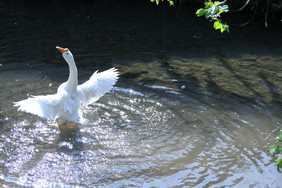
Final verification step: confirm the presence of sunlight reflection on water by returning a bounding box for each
[0,79,281,187]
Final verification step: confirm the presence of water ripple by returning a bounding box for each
[0,76,281,187]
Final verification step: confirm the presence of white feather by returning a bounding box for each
[14,47,118,125]
[77,68,118,106]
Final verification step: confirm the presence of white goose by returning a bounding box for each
[14,46,118,125]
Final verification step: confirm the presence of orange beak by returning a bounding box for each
[56,46,69,53]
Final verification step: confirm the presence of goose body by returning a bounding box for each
[14,47,118,125]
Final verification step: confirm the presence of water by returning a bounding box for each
[0,1,282,187]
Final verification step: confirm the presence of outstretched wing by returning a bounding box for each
[77,67,118,106]
[14,93,63,119]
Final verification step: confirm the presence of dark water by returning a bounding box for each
[0,1,282,187]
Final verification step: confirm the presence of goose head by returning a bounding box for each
[56,46,78,93]
[56,46,74,65]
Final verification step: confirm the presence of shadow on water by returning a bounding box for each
[259,72,282,105]
[52,124,85,164]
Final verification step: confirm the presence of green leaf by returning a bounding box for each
[276,158,282,170]
[273,145,281,155]
[267,130,282,170]
[214,1,221,6]
[196,0,229,33]
[205,6,217,18]
[196,8,206,17]
[266,144,276,152]
[221,5,229,12]
[205,1,214,8]
[150,0,174,6]
[277,130,282,142]
[213,20,229,33]
[223,24,229,32]
[213,20,222,30]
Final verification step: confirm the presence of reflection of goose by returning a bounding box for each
[14,46,118,125]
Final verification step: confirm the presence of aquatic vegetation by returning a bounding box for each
[267,130,282,170]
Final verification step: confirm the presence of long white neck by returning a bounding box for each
[66,58,78,93]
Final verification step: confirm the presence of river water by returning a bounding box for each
[0,1,281,187]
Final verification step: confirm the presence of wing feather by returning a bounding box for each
[14,93,63,119]
[77,68,118,106]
